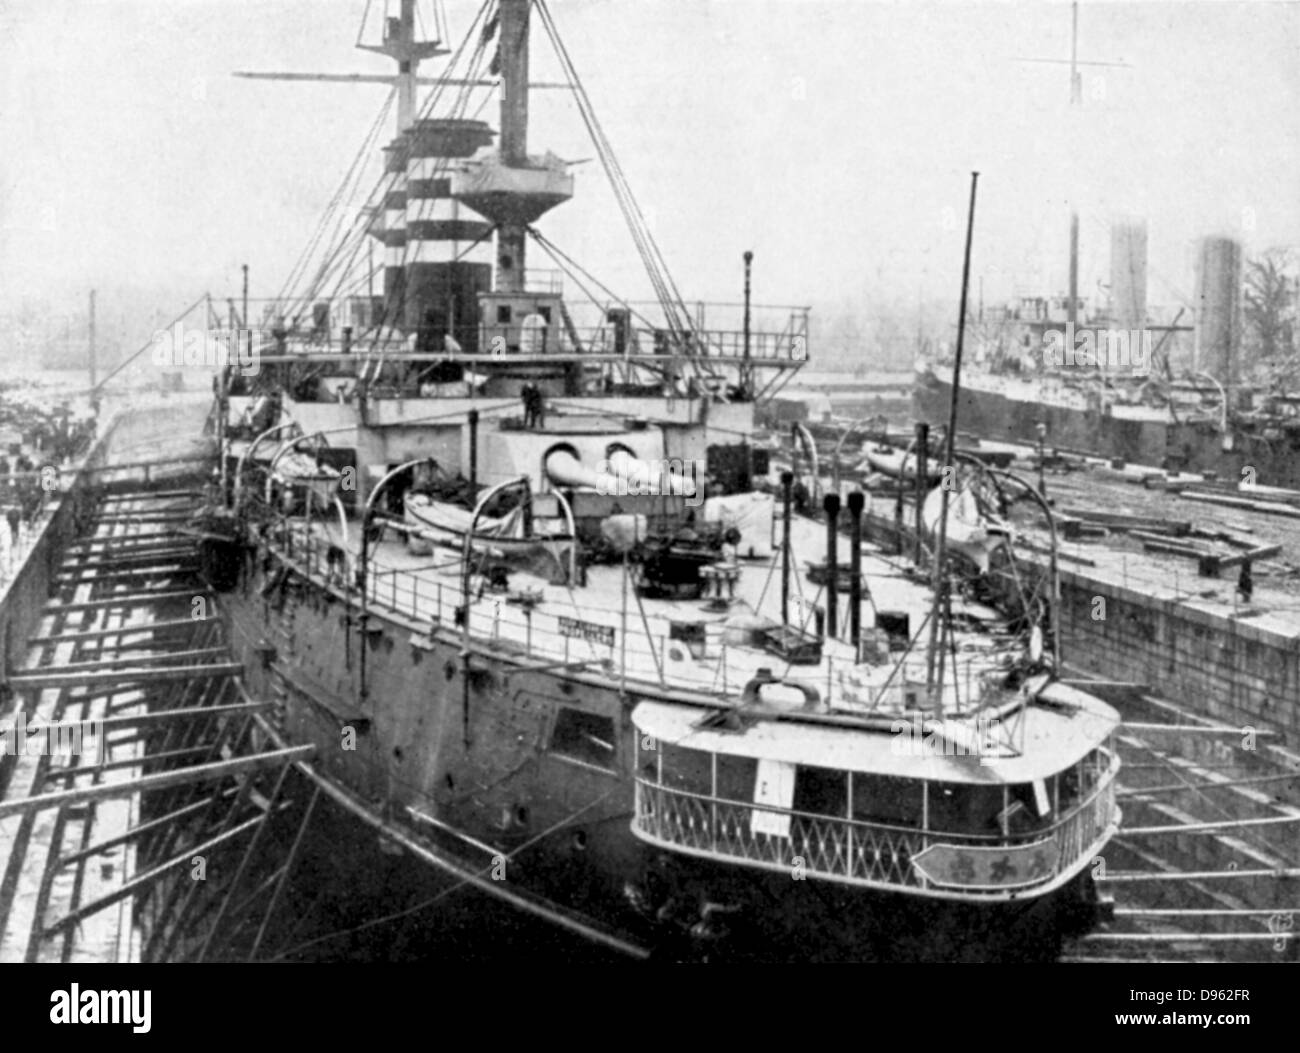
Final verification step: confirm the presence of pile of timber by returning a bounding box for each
[1142,475,1300,517]
[1126,530,1282,578]
[1050,506,1282,577]
[1055,507,1192,542]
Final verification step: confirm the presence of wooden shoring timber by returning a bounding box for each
[1115,906,1300,917]
[98,489,202,504]
[1119,771,1300,797]
[1081,932,1292,943]
[64,534,195,552]
[140,706,252,865]
[24,647,230,675]
[91,513,195,525]
[7,661,242,692]
[1181,490,1300,519]
[196,764,296,963]
[1058,508,1192,535]
[87,700,272,735]
[155,753,262,962]
[56,565,199,587]
[48,589,203,614]
[26,621,210,648]
[0,744,314,821]
[67,531,185,550]
[1198,544,1284,578]
[219,865,288,939]
[59,549,198,572]
[42,813,267,937]
[43,744,213,784]
[1122,721,1279,737]
[1130,531,1209,559]
[57,792,236,867]
[1101,866,1300,882]
[78,454,212,477]
[63,536,197,556]
[101,477,211,499]
[248,785,321,961]
[1121,813,1300,836]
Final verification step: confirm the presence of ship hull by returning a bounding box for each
[211,537,1109,963]
[914,368,1300,486]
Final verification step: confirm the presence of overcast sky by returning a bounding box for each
[2,0,1297,330]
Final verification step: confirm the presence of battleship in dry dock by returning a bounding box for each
[197,0,1122,961]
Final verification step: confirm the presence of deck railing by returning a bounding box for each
[272,519,1014,713]
[632,748,1118,896]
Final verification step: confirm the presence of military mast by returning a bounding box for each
[1018,1,1129,332]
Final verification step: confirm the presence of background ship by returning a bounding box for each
[913,2,1300,485]
[914,223,1300,485]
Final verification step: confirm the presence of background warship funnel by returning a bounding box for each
[187,0,1123,961]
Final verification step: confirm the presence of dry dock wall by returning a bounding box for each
[1055,569,1299,741]
[0,421,116,676]
[860,513,1299,743]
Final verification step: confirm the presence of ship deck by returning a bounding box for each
[294,502,1032,724]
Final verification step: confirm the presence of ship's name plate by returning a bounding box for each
[911,837,1058,890]
[558,616,616,648]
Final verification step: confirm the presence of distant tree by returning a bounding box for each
[1242,249,1298,385]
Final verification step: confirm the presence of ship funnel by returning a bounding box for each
[1109,217,1148,331]
[1194,235,1243,388]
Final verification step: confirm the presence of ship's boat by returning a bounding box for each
[859,444,942,483]
[202,0,1121,962]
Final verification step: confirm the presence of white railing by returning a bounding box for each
[632,748,1118,896]
[269,520,1024,715]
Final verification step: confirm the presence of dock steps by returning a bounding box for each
[1061,679,1299,963]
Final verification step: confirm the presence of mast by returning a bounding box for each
[1018,2,1129,333]
[925,172,979,716]
[355,0,449,135]
[87,289,96,392]
[1067,1,1080,332]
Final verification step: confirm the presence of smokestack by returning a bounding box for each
[1109,218,1148,331]
[1194,236,1243,388]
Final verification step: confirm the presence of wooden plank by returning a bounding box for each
[26,617,212,646]
[42,815,267,935]
[1181,491,1300,519]
[56,565,198,586]
[7,662,242,691]
[89,700,271,733]
[1198,543,1283,578]
[0,745,315,821]
[47,589,201,614]
[1059,508,1191,535]
[60,548,196,570]
[98,489,202,504]
[1130,531,1210,559]
[57,793,234,866]
[20,647,229,674]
